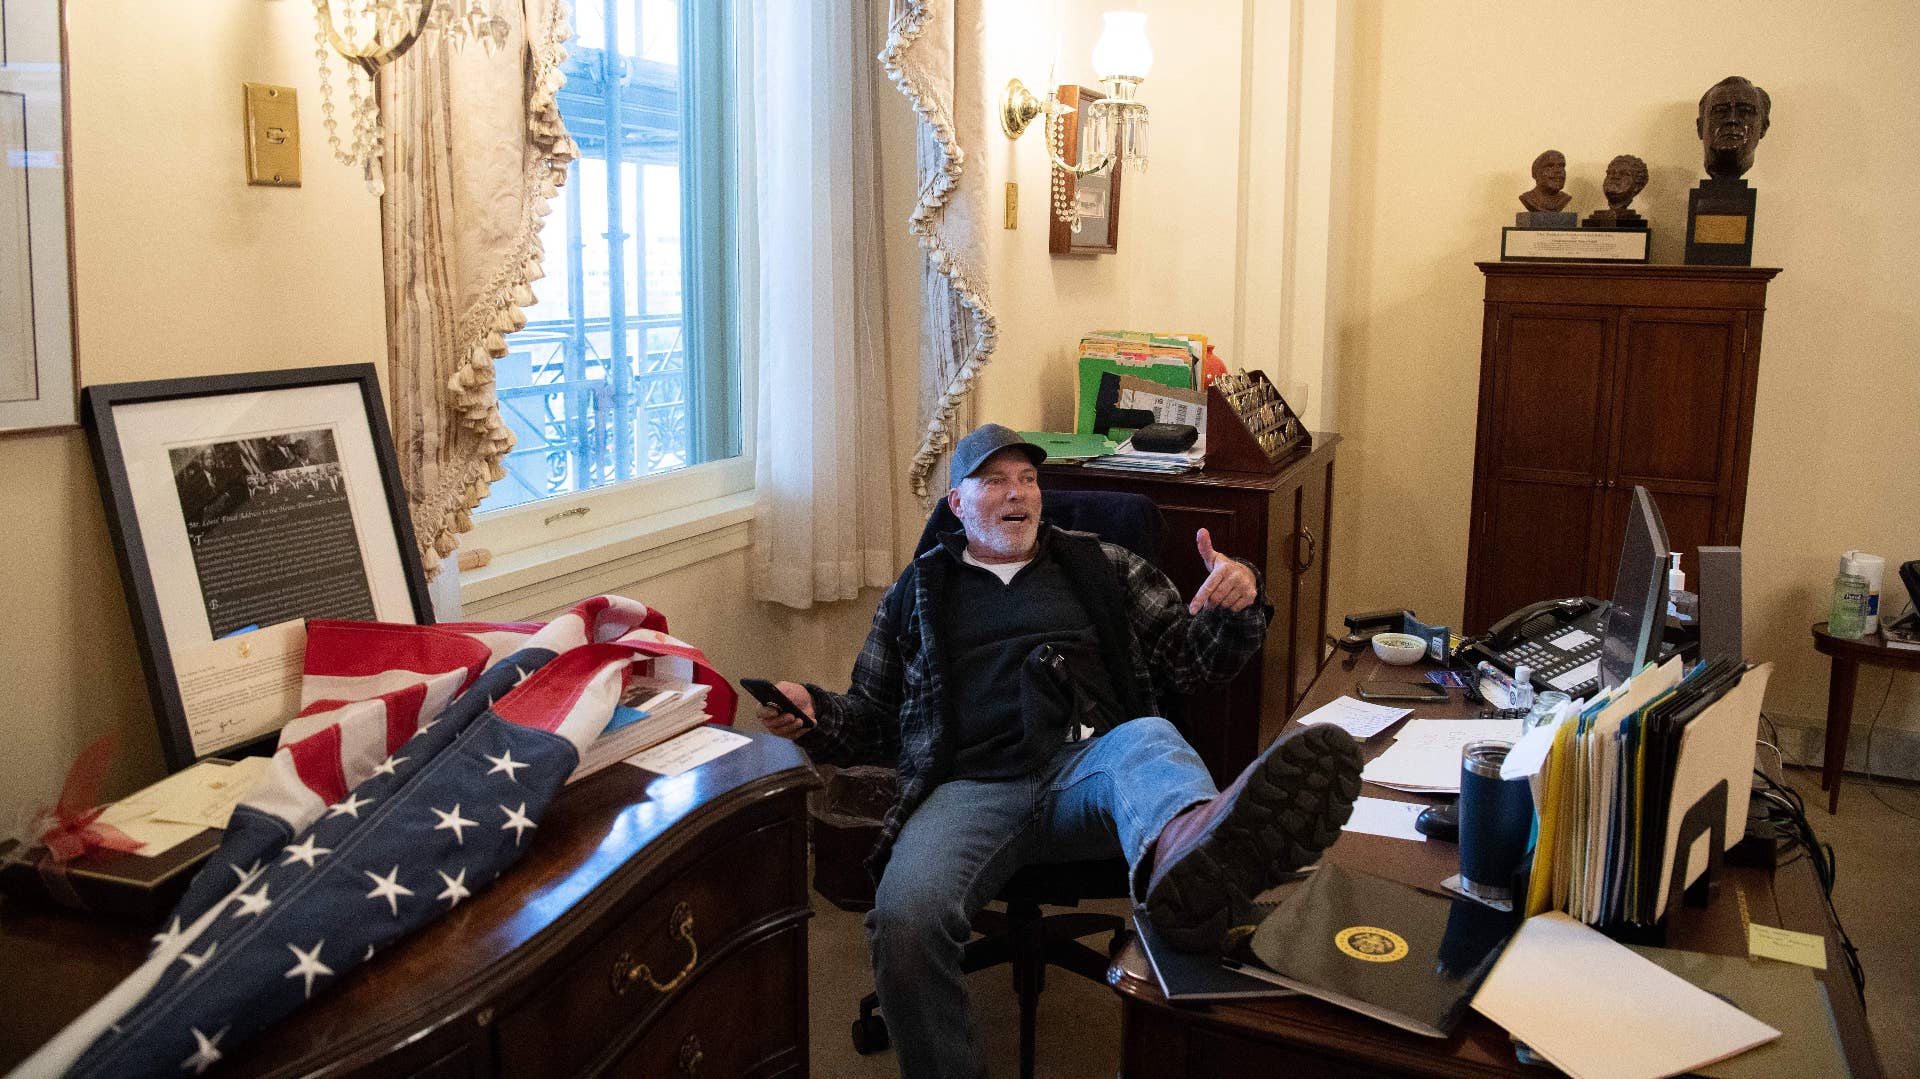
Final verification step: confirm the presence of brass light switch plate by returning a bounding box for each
[1004,182,1018,229]
[244,83,301,187]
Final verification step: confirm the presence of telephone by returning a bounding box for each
[1465,597,1608,699]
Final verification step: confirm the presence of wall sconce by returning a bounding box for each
[1001,12,1152,232]
[311,0,513,193]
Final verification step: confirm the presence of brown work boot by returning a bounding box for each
[1144,723,1363,951]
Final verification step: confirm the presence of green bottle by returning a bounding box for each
[1829,570,1869,639]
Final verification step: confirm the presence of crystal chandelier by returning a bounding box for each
[311,0,513,194]
[1001,12,1153,232]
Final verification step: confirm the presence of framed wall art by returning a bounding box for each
[1048,84,1123,256]
[83,365,433,770]
[0,0,77,432]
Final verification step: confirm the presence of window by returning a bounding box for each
[475,0,743,554]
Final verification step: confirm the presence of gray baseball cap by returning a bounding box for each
[949,423,1047,487]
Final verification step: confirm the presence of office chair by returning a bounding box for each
[822,489,1169,1079]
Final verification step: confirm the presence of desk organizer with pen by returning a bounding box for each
[1205,370,1312,472]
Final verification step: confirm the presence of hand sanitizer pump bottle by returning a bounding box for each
[1667,552,1698,625]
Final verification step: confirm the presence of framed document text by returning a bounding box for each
[0,0,77,431]
[83,365,433,769]
[1048,84,1123,256]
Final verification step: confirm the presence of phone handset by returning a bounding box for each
[1486,596,1598,649]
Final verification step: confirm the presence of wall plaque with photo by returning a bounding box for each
[83,365,432,770]
[1049,84,1123,257]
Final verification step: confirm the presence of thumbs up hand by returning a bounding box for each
[1188,527,1258,614]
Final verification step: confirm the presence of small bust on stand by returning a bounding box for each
[1516,149,1576,228]
[1519,150,1571,212]
[1583,155,1649,229]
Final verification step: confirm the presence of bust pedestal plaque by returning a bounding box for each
[1686,178,1757,265]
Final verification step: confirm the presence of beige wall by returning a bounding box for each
[1,1,386,807]
[1332,1,1920,734]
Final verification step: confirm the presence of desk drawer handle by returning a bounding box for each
[677,1034,704,1077]
[1294,527,1317,573]
[611,902,698,996]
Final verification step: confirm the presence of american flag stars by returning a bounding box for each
[500,802,536,845]
[431,804,476,845]
[370,753,408,778]
[436,868,472,908]
[363,866,414,916]
[283,941,333,1000]
[326,792,373,820]
[180,1025,226,1075]
[229,884,273,919]
[484,749,528,782]
[280,835,331,868]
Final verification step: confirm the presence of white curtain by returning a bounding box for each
[743,0,898,608]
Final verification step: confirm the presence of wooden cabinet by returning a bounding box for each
[0,731,819,1079]
[1041,435,1339,785]
[1464,263,1779,633]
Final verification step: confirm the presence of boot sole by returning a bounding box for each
[1145,723,1363,951]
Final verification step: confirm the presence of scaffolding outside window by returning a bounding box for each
[483,0,740,521]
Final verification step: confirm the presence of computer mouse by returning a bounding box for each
[1415,802,1459,842]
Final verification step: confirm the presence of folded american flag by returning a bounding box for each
[18,596,733,1078]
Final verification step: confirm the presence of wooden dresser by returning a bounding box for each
[1465,263,1779,632]
[0,729,819,1079]
[1041,434,1339,784]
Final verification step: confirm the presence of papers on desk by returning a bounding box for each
[1295,695,1411,739]
[1471,912,1780,1079]
[623,725,750,777]
[1340,796,1428,842]
[96,756,271,855]
[1360,719,1525,794]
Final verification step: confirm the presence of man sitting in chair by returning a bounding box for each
[758,423,1362,1078]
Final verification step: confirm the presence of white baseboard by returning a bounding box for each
[1766,714,1920,782]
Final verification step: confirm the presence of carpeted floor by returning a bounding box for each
[803,765,1919,1079]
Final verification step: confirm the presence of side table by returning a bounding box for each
[1809,621,1920,813]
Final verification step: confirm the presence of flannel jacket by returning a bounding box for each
[798,524,1269,880]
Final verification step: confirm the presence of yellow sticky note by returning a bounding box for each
[1748,923,1827,970]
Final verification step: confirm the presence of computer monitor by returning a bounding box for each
[1599,485,1671,689]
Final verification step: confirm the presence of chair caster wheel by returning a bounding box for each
[850,1013,889,1054]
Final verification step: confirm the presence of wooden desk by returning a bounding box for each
[1810,621,1920,814]
[1041,435,1339,785]
[1109,651,1883,1079]
[0,729,819,1078]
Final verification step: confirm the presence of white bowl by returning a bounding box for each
[1371,632,1427,666]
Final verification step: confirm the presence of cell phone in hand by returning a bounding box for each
[739,677,815,731]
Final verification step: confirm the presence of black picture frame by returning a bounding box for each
[82,364,432,771]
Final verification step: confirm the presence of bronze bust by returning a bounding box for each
[1602,154,1649,213]
[1520,150,1572,212]
[1697,76,1770,180]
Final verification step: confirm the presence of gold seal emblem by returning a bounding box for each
[1335,926,1408,963]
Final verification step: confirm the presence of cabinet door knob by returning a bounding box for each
[677,1034,704,1076]
[1292,527,1317,574]
[611,902,698,996]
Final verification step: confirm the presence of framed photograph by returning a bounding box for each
[1048,84,1123,256]
[1,0,78,432]
[83,365,433,770]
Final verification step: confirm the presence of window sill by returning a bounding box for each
[459,492,755,619]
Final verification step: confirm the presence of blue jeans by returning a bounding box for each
[866,717,1218,1079]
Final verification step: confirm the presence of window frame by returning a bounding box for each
[461,0,748,579]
